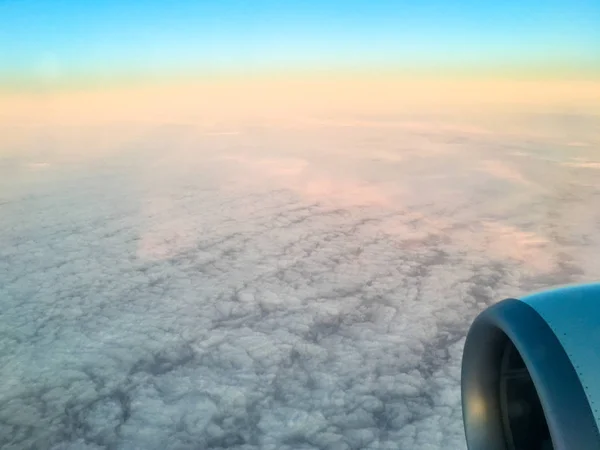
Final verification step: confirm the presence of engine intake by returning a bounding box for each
[461,284,600,450]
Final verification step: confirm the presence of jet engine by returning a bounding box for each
[461,283,600,450]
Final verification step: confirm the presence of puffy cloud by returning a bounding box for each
[0,113,599,450]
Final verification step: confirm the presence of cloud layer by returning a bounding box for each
[1,113,599,449]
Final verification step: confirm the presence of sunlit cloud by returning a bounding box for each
[482,222,553,272]
[477,160,534,187]
[28,162,51,170]
[567,141,591,148]
[563,161,600,169]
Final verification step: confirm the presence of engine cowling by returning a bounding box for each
[461,283,600,450]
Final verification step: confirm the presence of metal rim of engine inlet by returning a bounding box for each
[461,298,600,450]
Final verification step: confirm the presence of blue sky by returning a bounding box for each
[1,0,599,82]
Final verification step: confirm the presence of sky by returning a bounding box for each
[1,0,600,87]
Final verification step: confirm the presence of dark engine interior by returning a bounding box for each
[499,341,553,450]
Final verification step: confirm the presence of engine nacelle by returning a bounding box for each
[461,283,600,450]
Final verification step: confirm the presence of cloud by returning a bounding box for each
[477,160,534,187]
[563,161,600,170]
[566,142,590,148]
[0,112,599,450]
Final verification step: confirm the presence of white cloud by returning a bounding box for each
[0,114,599,449]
